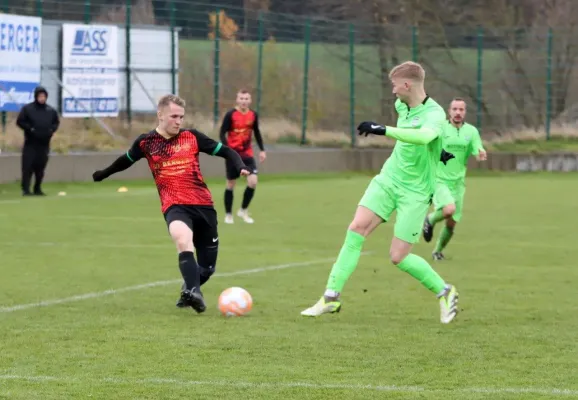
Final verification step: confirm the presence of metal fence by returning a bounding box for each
[2,0,577,150]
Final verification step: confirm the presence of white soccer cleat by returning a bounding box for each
[300,297,342,317]
[224,214,234,224]
[438,285,459,324]
[237,209,254,224]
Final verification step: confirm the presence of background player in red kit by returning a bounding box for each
[92,95,250,314]
[219,89,266,224]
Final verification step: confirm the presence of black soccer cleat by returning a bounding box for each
[179,289,206,314]
[176,298,186,308]
[176,289,204,308]
[423,216,434,243]
[432,252,445,261]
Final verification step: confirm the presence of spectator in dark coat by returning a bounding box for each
[16,86,60,196]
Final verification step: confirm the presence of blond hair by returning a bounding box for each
[388,61,425,82]
[157,94,186,110]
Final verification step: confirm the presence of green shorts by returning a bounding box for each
[433,182,466,222]
[358,177,431,244]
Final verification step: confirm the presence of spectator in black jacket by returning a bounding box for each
[16,86,60,196]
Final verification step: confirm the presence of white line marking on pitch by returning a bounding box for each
[0,254,372,313]
[0,374,576,396]
[0,241,324,254]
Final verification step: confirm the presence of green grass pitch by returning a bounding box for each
[0,172,577,399]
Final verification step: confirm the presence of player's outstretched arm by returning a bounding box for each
[194,130,250,174]
[357,121,439,145]
[92,134,146,182]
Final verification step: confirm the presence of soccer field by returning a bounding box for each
[0,172,577,399]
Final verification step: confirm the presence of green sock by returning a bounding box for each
[325,230,365,293]
[397,253,446,294]
[434,227,454,253]
[427,209,445,225]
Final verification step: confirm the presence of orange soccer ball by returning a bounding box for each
[218,287,253,317]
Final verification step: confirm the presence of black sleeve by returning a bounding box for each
[194,129,223,156]
[126,134,146,162]
[253,112,265,151]
[16,105,30,131]
[219,110,234,143]
[51,109,60,133]
[96,134,146,180]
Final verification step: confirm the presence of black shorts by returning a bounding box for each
[163,205,218,248]
[225,156,258,180]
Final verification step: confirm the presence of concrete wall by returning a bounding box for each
[3,148,577,184]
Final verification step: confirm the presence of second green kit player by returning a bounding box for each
[423,98,487,260]
[301,61,459,324]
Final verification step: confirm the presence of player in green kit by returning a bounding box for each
[423,98,487,260]
[301,61,459,324]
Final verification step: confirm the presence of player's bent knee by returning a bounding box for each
[168,221,194,252]
[389,251,407,265]
[247,174,258,188]
[174,237,194,252]
[348,220,371,237]
[226,180,236,189]
[443,204,456,217]
[389,238,412,265]
[348,206,382,237]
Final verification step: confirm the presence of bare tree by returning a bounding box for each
[534,0,578,122]
[242,0,270,39]
[94,0,156,25]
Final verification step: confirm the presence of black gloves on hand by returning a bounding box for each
[357,121,386,137]
[92,170,107,182]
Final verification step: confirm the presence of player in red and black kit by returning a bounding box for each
[92,95,250,314]
[220,89,266,224]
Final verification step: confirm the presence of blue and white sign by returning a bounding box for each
[61,23,119,117]
[0,15,42,112]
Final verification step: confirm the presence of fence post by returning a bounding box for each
[256,11,264,115]
[301,19,311,145]
[125,0,132,126]
[411,26,418,62]
[35,0,42,17]
[545,28,553,141]
[170,0,176,94]
[349,23,355,147]
[213,8,221,127]
[1,0,8,139]
[84,0,91,23]
[476,26,483,131]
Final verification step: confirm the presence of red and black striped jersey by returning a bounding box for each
[127,129,221,213]
[219,108,264,158]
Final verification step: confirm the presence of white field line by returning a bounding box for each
[0,239,570,251]
[0,241,324,254]
[0,374,576,396]
[0,254,372,313]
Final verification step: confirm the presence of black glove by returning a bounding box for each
[92,170,107,182]
[440,149,455,165]
[357,121,386,137]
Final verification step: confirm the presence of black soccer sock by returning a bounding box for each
[224,189,234,214]
[197,244,218,286]
[178,251,201,292]
[241,187,255,209]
